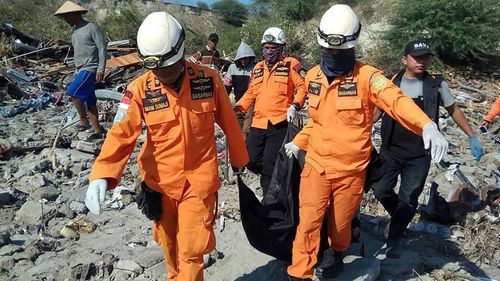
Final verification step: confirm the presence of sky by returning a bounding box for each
[164,0,252,7]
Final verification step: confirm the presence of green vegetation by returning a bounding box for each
[0,0,497,72]
[197,1,210,10]
[211,0,248,27]
[383,0,500,68]
[102,2,142,41]
[0,0,71,41]
[251,0,332,22]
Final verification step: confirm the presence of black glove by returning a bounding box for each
[136,182,163,221]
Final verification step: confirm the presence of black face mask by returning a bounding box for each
[319,48,356,77]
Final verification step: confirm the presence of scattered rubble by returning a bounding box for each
[0,18,498,281]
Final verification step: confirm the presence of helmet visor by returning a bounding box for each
[140,28,186,69]
[317,23,361,47]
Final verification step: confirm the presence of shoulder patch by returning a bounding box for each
[115,90,133,124]
[143,95,170,113]
[307,82,322,95]
[190,77,214,100]
[338,81,358,97]
[371,74,389,91]
[253,68,264,79]
[292,63,306,79]
[275,61,291,77]
[120,90,133,105]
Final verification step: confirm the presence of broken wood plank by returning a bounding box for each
[106,52,141,69]
[459,82,496,98]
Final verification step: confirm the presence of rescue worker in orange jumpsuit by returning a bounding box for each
[480,95,500,127]
[84,12,248,281]
[235,27,307,194]
[284,5,448,281]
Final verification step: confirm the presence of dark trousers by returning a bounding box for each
[373,147,431,240]
[246,120,288,194]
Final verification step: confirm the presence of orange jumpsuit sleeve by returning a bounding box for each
[290,60,307,108]
[89,83,143,188]
[484,95,500,123]
[368,72,432,136]
[213,75,250,167]
[292,118,315,151]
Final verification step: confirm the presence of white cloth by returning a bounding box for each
[85,179,108,214]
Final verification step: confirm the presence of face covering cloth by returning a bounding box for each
[263,45,284,66]
[320,48,356,77]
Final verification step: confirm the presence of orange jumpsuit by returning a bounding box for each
[287,62,433,278]
[90,61,249,281]
[484,95,500,123]
[236,57,307,128]
[235,57,307,191]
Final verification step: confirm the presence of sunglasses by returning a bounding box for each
[317,23,361,46]
[140,29,186,69]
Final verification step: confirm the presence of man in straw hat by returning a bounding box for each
[54,1,106,139]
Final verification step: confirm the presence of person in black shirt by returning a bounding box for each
[373,39,484,259]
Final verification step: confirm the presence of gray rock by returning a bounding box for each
[121,193,134,206]
[0,188,11,205]
[111,269,132,280]
[70,150,95,164]
[31,186,60,201]
[15,200,57,226]
[0,244,23,256]
[0,256,15,268]
[13,168,32,179]
[45,218,66,239]
[2,167,13,181]
[69,201,87,214]
[134,247,164,268]
[336,255,380,281]
[15,174,48,195]
[70,263,97,280]
[19,159,50,173]
[58,204,75,219]
[0,231,11,247]
[51,149,72,167]
[115,259,144,276]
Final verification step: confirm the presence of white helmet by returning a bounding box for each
[261,27,286,45]
[137,12,185,68]
[317,4,361,49]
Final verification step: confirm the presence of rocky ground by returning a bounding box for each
[0,83,499,281]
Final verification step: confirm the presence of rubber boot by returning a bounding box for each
[385,238,401,259]
[315,248,344,280]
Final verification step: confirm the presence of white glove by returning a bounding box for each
[85,179,108,215]
[287,105,297,122]
[422,122,448,163]
[284,142,300,159]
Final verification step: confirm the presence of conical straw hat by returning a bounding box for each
[54,1,88,16]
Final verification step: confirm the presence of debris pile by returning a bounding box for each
[0,20,498,281]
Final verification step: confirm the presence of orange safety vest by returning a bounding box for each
[236,57,307,129]
[90,61,249,200]
[293,62,432,179]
